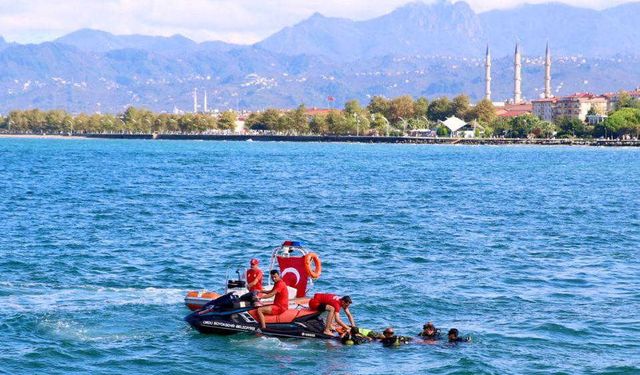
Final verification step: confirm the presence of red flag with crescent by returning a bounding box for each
[276,256,309,297]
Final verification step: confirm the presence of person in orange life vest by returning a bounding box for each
[256,270,289,329]
[246,258,263,292]
[308,293,354,336]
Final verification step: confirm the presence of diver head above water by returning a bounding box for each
[447,328,471,343]
[420,322,440,339]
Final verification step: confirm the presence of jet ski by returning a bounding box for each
[184,291,337,340]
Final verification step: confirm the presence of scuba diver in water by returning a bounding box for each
[447,328,472,343]
[380,327,412,347]
[419,322,441,341]
[340,326,385,345]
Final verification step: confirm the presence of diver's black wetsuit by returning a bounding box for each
[419,330,441,340]
[381,335,412,347]
[341,333,371,345]
[448,337,471,343]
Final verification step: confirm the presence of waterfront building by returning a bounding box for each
[553,93,607,121]
[533,93,608,123]
[532,98,557,122]
[441,116,466,133]
[496,103,533,118]
[586,114,608,125]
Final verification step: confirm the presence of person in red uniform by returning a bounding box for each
[246,258,263,293]
[256,270,288,330]
[308,293,355,336]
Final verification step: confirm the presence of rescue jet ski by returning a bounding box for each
[184,291,336,340]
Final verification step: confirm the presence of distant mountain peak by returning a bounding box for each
[309,11,325,19]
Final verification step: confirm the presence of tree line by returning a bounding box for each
[1,92,639,139]
[246,95,497,136]
[0,107,237,134]
[245,93,639,139]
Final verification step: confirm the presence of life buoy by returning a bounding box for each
[304,253,322,279]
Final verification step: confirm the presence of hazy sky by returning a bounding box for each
[0,0,635,44]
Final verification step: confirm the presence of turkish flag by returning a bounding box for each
[277,256,309,298]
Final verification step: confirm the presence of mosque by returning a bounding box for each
[484,43,552,104]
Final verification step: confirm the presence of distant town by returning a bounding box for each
[1,43,639,141]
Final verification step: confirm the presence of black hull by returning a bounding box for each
[185,310,335,340]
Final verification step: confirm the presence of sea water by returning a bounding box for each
[0,138,639,374]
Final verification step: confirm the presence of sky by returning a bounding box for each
[0,0,635,45]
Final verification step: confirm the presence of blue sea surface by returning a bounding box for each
[1,138,639,374]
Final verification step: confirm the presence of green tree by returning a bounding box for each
[616,91,640,110]
[467,99,496,124]
[250,109,281,131]
[427,97,454,121]
[413,97,429,118]
[531,121,557,138]
[6,111,28,132]
[510,114,542,138]
[309,115,328,134]
[275,113,293,133]
[73,113,91,133]
[326,110,352,135]
[44,110,70,133]
[218,111,237,131]
[100,114,118,133]
[344,100,370,135]
[490,117,511,137]
[290,105,310,134]
[451,94,471,119]
[436,125,451,137]
[601,107,640,138]
[370,113,391,135]
[555,116,591,138]
[407,117,430,130]
[367,96,391,118]
[389,95,415,125]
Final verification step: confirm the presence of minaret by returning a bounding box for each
[203,90,208,113]
[193,88,198,113]
[514,43,522,104]
[485,45,491,101]
[544,42,552,99]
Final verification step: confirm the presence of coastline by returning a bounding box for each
[1,133,639,147]
[0,134,88,140]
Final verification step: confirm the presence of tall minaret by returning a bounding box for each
[193,88,198,113]
[514,43,522,104]
[203,90,208,113]
[484,45,492,101]
[544,42,552,99]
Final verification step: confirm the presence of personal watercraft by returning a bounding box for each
[184,291,336,340]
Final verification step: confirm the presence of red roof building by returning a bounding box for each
[496,103,533,118]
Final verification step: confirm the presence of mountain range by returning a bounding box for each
[1,0,639,113]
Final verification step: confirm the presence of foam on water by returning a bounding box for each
[0,286,184,313]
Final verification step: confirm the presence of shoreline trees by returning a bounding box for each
[1,94,639,139]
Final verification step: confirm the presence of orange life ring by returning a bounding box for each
[304,253,322,279]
